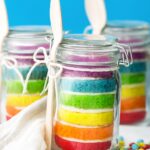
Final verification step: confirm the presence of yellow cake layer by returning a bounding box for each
[121,84,145,99]
[6,94,46,107]
[58,108,114,126]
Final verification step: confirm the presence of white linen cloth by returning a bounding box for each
[0,96,47,150]
[0,96,149,150]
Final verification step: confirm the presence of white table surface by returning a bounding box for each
[120,125,150,144]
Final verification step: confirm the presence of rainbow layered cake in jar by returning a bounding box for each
[53,34,131,150]
[1,26,52,121]
[104,21,150,124]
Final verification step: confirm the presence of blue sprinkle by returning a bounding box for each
[131,144,139,150]
[137,139,144,143]
[118,136,124,141]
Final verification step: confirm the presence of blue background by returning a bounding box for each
[5,0,150,33]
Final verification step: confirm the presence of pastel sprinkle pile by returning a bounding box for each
[118,136,150,150]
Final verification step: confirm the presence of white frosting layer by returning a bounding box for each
[57,135,112,143]
[60,105,114,113]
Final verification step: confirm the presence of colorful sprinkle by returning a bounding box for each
[118,137,150,150]
[131,144,139,150]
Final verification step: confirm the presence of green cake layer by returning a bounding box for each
[121,73,145,85]
[60,92,115,109]
[6,80,45,94]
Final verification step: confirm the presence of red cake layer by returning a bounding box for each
[55,135,112,150]
[6,115,11,121]
[120,110,146,124]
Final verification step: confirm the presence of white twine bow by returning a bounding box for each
[1,47,63,96]
[31,47,63,95]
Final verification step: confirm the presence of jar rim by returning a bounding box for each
[8,25,53,39]
[57,34,124,67]
[103,20,150,48]
[59,34,118,51]
[2,26,53,54]
[105,20,150,33]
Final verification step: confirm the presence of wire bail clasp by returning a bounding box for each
[115,43,133,67]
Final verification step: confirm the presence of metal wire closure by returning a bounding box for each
[0,47,63,95]
[84,25,93,34]
[114,43,133,67]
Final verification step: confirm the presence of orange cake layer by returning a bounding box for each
[121,96,146,111]
[55,121,113,140]
[6,105,22,117]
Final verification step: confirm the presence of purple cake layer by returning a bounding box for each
[118,39,148,50]
[118,39,142,44]
[132,52,146,60]
[67,55,113,63]
[62,68,113,78]
[7,43,50,66]
[8,52,49,66]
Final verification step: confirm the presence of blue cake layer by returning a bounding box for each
[59,77,116,93]
[2,65,48,80]
[120,62,146,73]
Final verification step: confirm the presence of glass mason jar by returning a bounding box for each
[53,35,132,150]
[104,21,150,125]
[0,26,52,122]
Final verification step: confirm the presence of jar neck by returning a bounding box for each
[57,34,132,68]
[104,21,150,48]
[2,26,52,54]
[57,38,119,67]
[117,36,150,48]
[57,49,120,68]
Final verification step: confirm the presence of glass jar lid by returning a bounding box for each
[60,34,117,49]
[105,20,149,34]
[57,34,131,68]
[2,26,52,54]
[104,20,150,47]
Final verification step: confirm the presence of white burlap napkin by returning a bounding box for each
[0,96,47,150]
